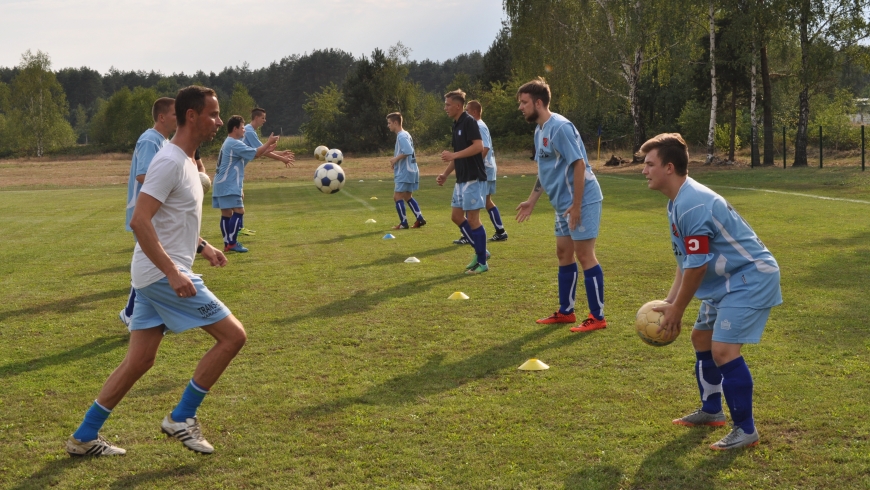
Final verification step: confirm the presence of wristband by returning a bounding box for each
[197,240,207,254]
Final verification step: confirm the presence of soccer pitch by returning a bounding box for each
[1,158,869,488]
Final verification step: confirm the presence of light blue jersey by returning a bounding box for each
[393,130,419,184]
[669,177,782,309]
[477,120,497,181]
[213,137,257,198]
[535,113,603,214]
[126,128,168,232]
[243,124,262,149]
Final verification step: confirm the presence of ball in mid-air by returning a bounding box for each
[326,149,343,165]
[635,300,677,346]
[314,145,329,161]
[199,172,211,194]
[314,163,345,194]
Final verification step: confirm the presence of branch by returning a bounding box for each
[586,74,629,100]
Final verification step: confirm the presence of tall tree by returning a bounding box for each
[706,2,719,163]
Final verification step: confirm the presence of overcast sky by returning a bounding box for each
[0,0,506,74]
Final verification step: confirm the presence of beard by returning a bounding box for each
[524,108,539,123]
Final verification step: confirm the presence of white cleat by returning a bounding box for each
[161,415,214,454]
[66,435,126,457]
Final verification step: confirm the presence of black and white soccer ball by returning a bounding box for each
[314,163,345,194]
[326,149,344,165]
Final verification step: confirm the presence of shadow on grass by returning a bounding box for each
[0,335,127,379]
[107,463,202,489]
[346,245,457,270]
[10,458,201,490]
[274,273,459,324]
[10,457,83,490]
[78,264,130,276]
[293,324,589,418]
[0,289,128,318]
[628,429,739,489]
[285,229,391,247]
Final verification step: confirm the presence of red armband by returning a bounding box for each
[684,235,709,254]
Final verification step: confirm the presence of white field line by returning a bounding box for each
[339,187,376,211]
[599,175,870,205]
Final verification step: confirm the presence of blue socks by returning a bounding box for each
[124,287,136,317]
[73,401,112,442]
[487,206,504,233]
[220,216,231,246]
[395,200,407,225]
[226,213,243,245]
[720,356,755,434]
[583,264,605,320]
[458,220,487,265]
[557,264,578,314]
[171,379,209,422]
[407,198,423,221]
[695,350,724,414]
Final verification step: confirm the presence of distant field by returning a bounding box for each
[0,155,869,488]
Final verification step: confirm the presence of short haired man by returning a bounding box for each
[212,115,278,253]
[387,112,426,229]
[119,97,177,328]
[437,89,490,274]
[640,133,781,450]
[466,100,507,242]
[516,78,606,332]
[66,86,247,457]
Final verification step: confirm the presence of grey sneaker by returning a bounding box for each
[66,435,126,457]
[672,409,727,427]
[161,415,214,454]
[710,426,759,450]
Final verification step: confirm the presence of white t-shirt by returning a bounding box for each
[131,143,203,289]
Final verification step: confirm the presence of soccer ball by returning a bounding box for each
[314,145,329,161]
[314,163,345,194]
[635,300,677,347]
[199,172,211,194]
[326,149,343,165]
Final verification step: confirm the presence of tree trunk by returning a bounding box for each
[760,43,774,165]
[729,84,737,161]
[793,1,810,167]
[630,48,646,157]
[706,2,717,165]
[750,47,759,165]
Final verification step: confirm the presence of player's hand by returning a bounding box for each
[436,173,447,186]
[266,133,280,146]
[653,302,682,341]
[168,269,196,298]
[516,201,535,222]
[282,154,295,168]
[562,203,582,230]
[440,151,454,163]
[202,244,227,267]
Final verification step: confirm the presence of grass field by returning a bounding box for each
[1,153,869,489]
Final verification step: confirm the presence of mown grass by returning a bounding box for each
[0,162,868,489]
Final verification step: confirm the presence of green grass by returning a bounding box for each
[1,167,869,489]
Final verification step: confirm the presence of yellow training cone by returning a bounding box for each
[370,197,378,200]
[448,292,469,300]
[365,219,376,224]
[518,359,549,371]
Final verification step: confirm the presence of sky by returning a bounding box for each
[0,0,506,74]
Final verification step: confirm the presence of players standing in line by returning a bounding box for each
[66,86,247,457]
[515,78,607,333]
[437,89,490,275]
[213,115,279,253]
[640,133,781,450]
[468,100,508,242]
[120,97,177,328]
[387,112,426,229]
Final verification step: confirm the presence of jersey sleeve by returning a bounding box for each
[134,141,160,177]
[677,203,717,269]
[232,139,258,162]
[243,130,262,149]
[139,155,181,204]
[398,133,414,155]
[553,123,583,166]
[479,124,492,150]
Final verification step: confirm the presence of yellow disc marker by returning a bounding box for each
[448,292,469,300]
[518,359,550,371]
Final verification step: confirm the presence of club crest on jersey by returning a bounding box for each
[672,224,679,237]
[458,130,462,135]
[543,137,549,147]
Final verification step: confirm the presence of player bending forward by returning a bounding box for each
[515,78,606,332]
[66,86,246,457]
[641,133,781,450]
[387,112,426,229]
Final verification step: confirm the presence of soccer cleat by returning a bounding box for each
[411,218,427,228]
[489,231,508,242]
[672,409,727,427]
[161,415,214,454]
[465,251,492,270]
[118,309,132,328]
[66,435,126,457]
[710,426,759,450]
[392,222,409,230]
[569,314,608,332]
[465,263,489,274]
[453,236,470,245]
[536,311,577,324]
[238,227,256,236]
[224,243,249,253]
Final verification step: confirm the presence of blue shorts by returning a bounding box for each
[486,180,497,196]
[554,201,601,240]
[131,267,232,334]
[451,181,485,211]
[212,194,243,210]
[395,181,419,193]
[694,301,770,344]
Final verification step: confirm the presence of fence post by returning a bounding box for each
[783,126,786,169]
[819,125,823,169]
[862,125,865,172]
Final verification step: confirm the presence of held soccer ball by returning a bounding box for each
[314,145,329,161]
[314,163,346,194]
[635,300,678,347]
[199,172,211,194]
[326,149,343,165]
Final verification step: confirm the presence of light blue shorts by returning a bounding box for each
[694,301,770,344]
[131,267,232,334]
[486,180,497,196]
[451,181,485,211]
[212,194,243,210]
[395,181,419,193]
[554,201,601,240]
